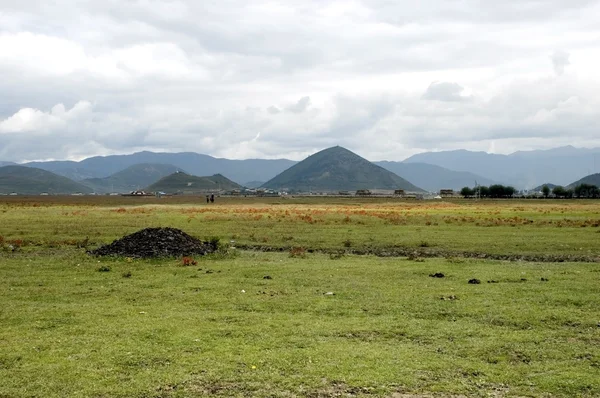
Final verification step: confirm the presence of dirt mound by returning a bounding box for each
[89,227,216,258]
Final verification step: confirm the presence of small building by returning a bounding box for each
[356,189,371,196]
[122,190,152,196]
[439,189,454,197]
[394,189,405,196]
[370,189,395,196]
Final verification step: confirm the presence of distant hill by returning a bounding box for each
[243,181,265,188]
[567,173,600,188]
[374,161,496,192]
[81,163,185,193]
[0,166,93,195]
[24,151,296,184]
[262,146,423,192]
[0,161,16,167]
[146,172,241,193]
[532,183,559,192]
[404,146,600,189]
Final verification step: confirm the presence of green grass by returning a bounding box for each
[1,250,600,397]
[1,197,600,397]
[1,198,600,258]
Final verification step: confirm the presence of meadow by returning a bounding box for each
[1,196,600,397]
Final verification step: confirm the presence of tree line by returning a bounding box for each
[460,183,600,199]
[460,184,516,198]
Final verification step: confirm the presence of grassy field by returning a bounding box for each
[2,196,600,258]
[1,197,600,397]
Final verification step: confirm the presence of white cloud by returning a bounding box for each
[550,50,570,76]
[0,32,87,75]
[0,0,599,162]
[422,82,473,102]
[0,101,92,134]
[286,96,311,113]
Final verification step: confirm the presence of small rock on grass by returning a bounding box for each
[324,292,335,296]
[468,278,481,284]
[429,272,445,278]
[440,295,458,300]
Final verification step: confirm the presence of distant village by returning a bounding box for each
[2,186,576,199]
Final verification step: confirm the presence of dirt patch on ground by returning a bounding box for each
[89,227,216,258]
[235,244,600,263]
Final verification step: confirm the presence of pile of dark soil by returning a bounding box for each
[89,227,216,258]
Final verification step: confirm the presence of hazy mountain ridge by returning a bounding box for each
[9,145,600,192]
[0,166,93,195]
[262,146,424,192]
[532,183,559,192]
[404,146,600,188]
[24,152,296,184]
[19,150,492,192]
[81,163,185,193]
[243,181,265,188]
[375,161,496,191]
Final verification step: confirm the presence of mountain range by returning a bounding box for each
[12,150,495,191]
[404,146,600,188]
[23,152,296,184]
[374,161,496,191]
[2,145,600,193]
[81,163,185,193]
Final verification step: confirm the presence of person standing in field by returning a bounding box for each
[210,194,215,203]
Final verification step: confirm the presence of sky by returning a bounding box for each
[0,0,599,163]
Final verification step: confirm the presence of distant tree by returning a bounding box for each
[460,187,474,197]
[489,184,504,198]
[485,184,516,198]
[542,185,550,198]
[504,186,516,197]
[552,186,566,198]
[574,183,600,198]
[479,186,490,198]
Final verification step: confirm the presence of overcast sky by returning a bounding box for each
[1,0,599,162]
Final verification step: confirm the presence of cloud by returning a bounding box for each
[421,82,472,102]
[267,106,281,114]
[0,0,599,162]
[0,101,92,134]
[286,96,311,113]
[550,50,570,76]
